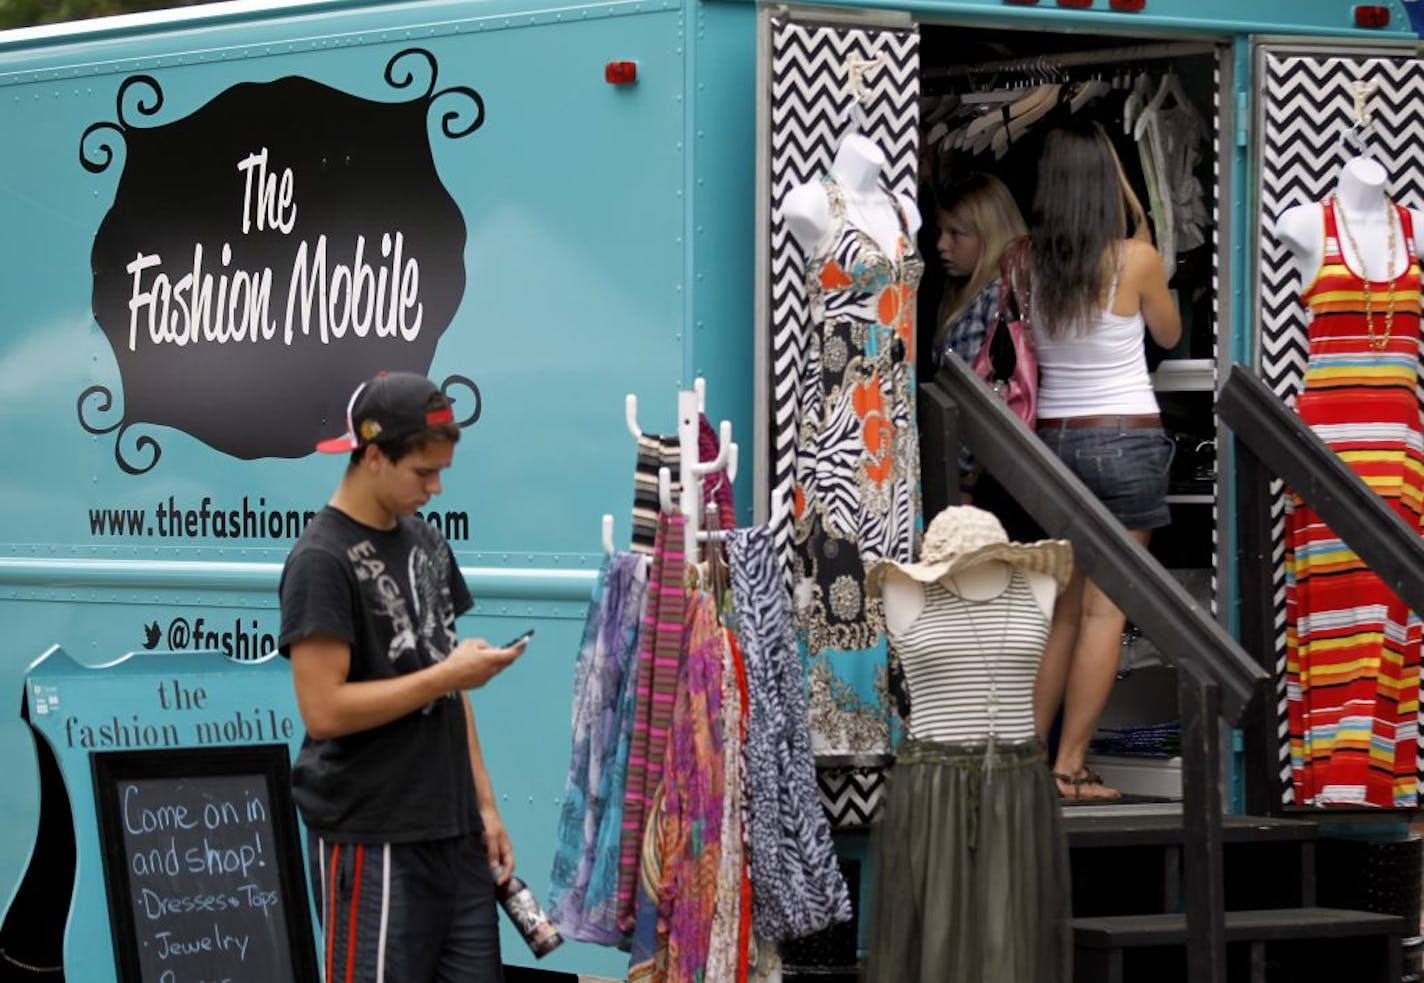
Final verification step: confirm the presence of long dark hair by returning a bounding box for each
[1029,119,1131,338]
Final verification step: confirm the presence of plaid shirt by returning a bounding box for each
[935,276,1002,478]
[934,275,1001,371]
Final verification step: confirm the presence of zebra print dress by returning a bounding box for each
[792,174,924,654]
[727,525,852,941]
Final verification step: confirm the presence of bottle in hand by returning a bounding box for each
[495,874,563,958]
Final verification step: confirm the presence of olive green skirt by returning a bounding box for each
[864,738,1072,983]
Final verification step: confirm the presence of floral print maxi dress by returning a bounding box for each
[793,174,924,654]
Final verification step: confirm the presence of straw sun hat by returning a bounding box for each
[866,506,1074,596]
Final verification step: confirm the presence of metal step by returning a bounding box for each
[1073,907,1407,948]
[1064,812,1319,849]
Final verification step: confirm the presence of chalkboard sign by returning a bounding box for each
[91,745,318,983]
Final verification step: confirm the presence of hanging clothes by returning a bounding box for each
[793,174,924,654]
[699,413,737,526]
[628,591,726,983]
[1132,72,1210,268]
[548,551,650,944]
[1286,199,1424,809]
[1123,73,1175,274]
[864,573,1071,983]
[632,434,682,554]
[582,574,652,939]
[661,592,727,981]
[727,525,852,941]
[1100,87,1160,247]
[1136,132,1173,270]
[1155,95,1210,257]
[706,628,750,982]
[617,512,689,928]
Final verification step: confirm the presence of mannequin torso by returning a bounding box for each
[783,133,921,260]
[880,560,1055,635]
[1276,156,1424,293]
[1275,157,1424,811]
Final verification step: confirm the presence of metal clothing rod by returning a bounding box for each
[927,40,1218,79]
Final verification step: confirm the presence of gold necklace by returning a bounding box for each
[1332,193,1399,352]
[947,569,1017,771]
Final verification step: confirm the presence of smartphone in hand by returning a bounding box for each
[503,629,535,649]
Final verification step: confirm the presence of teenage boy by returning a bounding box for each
[279,371,525,982]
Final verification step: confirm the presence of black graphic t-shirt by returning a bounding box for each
[278,506,479,843]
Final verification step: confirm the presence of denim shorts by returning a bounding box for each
[1035,424,1175,530]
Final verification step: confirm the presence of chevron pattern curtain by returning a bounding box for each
[1256,48,1424,805]
[765,14,919,583]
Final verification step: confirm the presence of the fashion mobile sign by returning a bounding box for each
[123,144,426,352]
[80,50,482,472]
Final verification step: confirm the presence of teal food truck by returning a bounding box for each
[0,0,1421,980]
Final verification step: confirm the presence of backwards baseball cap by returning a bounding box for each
[316,371,456,454]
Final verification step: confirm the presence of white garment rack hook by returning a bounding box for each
[658,466,675,513]
[625,393,642,441]
[688,420,733,477]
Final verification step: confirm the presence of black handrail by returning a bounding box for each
[1217,364,1424,613]
[925,355,1268,724]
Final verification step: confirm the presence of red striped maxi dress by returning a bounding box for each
[1286,199,1424,808]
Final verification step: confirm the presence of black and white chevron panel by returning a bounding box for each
[1255,49,1424,806]
[815,761,890,827]
[766,15,919,582]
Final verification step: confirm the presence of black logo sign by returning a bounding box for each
[79,50,483,472]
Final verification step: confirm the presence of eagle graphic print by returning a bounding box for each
[346,533,459,710]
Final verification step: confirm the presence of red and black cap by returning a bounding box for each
[316,371,456,454]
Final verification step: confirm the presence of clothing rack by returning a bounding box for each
[606,378,735,562]
[603,379,787,558]
[926,40,1217,80]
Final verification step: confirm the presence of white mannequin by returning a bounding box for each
[880,560,1056,637]
[783,132,921,261]
[1275,155,1424,293]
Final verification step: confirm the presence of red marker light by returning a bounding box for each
[1003,0,1040,5]
[605,61,638,85]
[1353,5,1389,28]
[1110,0,1146,10]
[1056,0,1093,7]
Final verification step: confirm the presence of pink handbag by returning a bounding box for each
[970,270,1038,426]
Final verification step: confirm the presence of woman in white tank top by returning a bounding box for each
[1024,119,1182,801]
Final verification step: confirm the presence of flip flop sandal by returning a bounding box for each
[1053,769,1122,803]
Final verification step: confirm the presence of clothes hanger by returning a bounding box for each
[967,83,1056,155]
[988,81,1062,158]
[1339,121,1375,160]
[1132,69,1185,142]
[960,87,1029,106]
[962,77,1050,150]
[1122,69,1152,137]
[927,118,953,150]
[1070,76,1112,114]
[921,92,962,128]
